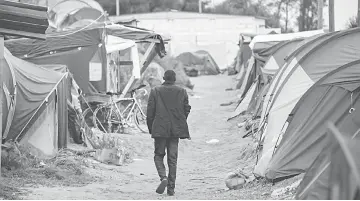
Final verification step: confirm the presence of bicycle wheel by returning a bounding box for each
[82,107,94,128]
[133,107,148,133]
[93,105,122,133]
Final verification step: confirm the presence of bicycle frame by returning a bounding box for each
[109,94,147,126]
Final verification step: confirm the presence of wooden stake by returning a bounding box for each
[329,0,335,32]
[0,35,4,177]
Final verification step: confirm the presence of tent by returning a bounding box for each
[176,50,221,76]
[296,123,360,200]
[2,47,68,158]
[266,59,360,181]
[249,29,325,52]
[254,28,360,178]
[228,40,301,120]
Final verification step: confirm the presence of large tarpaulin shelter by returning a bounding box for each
[5,23,165,97]
[2,47,68,157]
[296,123,360,200]
[254,28,360,178]
[176,50,221,75]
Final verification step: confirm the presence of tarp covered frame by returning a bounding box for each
[2,47,69,158]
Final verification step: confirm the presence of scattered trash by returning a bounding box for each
[94,148,127,166]
[140,173,144,175]
[206,139,219,144]
[220,102,234,106]
[225,171,246,190]
[237,122,246,128]
[271,180,301,199]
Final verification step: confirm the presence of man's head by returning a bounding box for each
[163,70,176,82]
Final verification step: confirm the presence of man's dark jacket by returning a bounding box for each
[146,81,191,138]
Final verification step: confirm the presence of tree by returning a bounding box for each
[297,0,325,31]
[347,16,358,28]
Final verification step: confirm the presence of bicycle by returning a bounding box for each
[82,84,148,134]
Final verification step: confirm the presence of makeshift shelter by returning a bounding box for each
[296,123,360,200]
[5,24,165,98]
[2,47,68,158]
[176,50,221,76]
[254,28,360,178]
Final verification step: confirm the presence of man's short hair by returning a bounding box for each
[163,70,176,82]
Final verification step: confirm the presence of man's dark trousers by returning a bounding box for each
[154,137,179,191]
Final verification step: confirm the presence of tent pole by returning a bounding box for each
[0,35,4,177]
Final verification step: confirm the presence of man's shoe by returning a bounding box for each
[167,190,175,196]
[156,178,168,194]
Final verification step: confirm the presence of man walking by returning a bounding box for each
[146,70,191,196]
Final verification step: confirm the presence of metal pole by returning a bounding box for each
[329,0,335,32]
[116,0,120,16]
[199,0,202,13]
[317,0,324,29]
[0,35,4,177]
[358,0,360,26]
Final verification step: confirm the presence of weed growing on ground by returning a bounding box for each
[1,142,98,198]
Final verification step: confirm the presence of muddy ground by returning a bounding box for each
[5,74,301,200]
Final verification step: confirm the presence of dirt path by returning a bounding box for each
[22,75,278,200]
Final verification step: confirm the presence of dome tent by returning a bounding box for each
[176,50,221,76]
[255,28,360,179]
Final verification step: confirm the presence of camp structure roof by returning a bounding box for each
[0,0,48,39]
[254,27,360,179]
[5,28,143,95]
[296,123,360,200]
[249,29,325,53]
[2,47,68,156]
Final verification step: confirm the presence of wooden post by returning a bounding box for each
[116,0,120,16]
[0,35,4,177]
[329,0,335,32]
[120,42,156,98]
[317,0,324,29]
